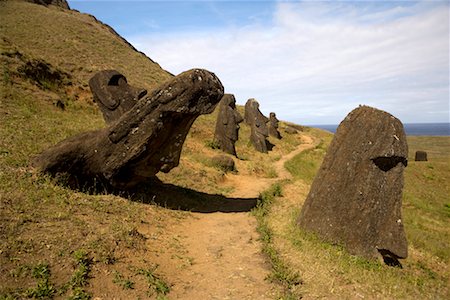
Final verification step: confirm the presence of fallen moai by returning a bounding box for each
[89,70,147,124]
[268,112,282,139]
[213,94,243,156]
[298,106,408,265]
[244,98,271,153]
[33,69,224,189]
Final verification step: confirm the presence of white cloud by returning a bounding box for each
[130,1,449,124]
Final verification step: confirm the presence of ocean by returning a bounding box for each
[311,123,450,136]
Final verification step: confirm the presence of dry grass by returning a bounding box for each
[1,1,448,298]
[264,132,450,299]
[0,1,172,96]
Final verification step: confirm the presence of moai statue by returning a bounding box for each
[34,69,224,189]
[244,98,271,153]
[213,94,243,156]
[89,70,147,123]
[268,112,282,139]
[298,106,408,266]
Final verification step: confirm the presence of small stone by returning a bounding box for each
[414,150,428,161]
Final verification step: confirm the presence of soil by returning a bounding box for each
[80,133,316,299]
[144,133,316,299]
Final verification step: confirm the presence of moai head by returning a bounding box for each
[89,70,147,123]
[298,106,408,265]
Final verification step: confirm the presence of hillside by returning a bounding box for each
[1,1,450,299]
[0,1,172,103]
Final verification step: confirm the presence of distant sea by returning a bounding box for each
[311,123,450,136]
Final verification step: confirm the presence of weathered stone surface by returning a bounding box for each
[33,69,224,189]
[284,126,298,134]
[213,94,243,156]
[268,112,282,139]
[298,106,408,263]
[244,98,271,153]
[27,0,70,9]
[89,70,147,124]
[211,155,235,172]
[415,151,428,161]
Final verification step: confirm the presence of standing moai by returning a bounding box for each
[268,112,282,139]
[298,106,409,266]
[244,99,271,153]
[213,94,243,157]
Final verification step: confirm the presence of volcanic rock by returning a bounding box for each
[27,0,70,9]
[244,98,271,153]
[298,106,408,264]
[213,94,243,156]
[89,70,147,123]
[211,155,235,172]
[414,151,428,161]
[268,112,282,139]
[284,126,298,134]
[33,69,224,189]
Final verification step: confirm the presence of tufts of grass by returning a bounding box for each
[253,183,302,298]
[25,263,56,299]
[112,271,135,290]
[261,134,450,298]
[284,139,329,184]
[137,266,171,297]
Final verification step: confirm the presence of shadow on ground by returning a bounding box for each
[128,178,258,213]
[59,176,258,213]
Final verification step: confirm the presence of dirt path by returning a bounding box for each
[150,134,316,299]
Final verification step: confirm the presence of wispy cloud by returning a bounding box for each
[130,1,449,124]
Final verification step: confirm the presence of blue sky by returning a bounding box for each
[69,1,449,125]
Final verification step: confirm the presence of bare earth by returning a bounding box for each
[142,134,316,299]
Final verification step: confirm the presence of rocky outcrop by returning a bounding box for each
[414,151,428,161]
[211,155,235,173]
[298,106,408,265]
[244,98,271,153]
[27,0,70,9]
[33,69,224,189]
[268,112,281,139]
[284,126,298,134]
[213,94,243,156]
[89,70,147,124]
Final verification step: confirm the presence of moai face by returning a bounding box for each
[89,70,147,123]
[298,106,408,265]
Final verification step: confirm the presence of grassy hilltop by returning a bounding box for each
[1,1,449,299]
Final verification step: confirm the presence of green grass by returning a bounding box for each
[263,133,450,298]
[112,271,135,290]
[137,266,171,297]
[252,183,303,299]
[0,1,172,93]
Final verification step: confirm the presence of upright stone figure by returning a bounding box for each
[244,99,271,153]
[89,70,147,124]
[33,69,224,189]
[213,94,243,156]
[298,106,408,264]
[268,112,282,139]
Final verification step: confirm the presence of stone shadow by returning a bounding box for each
[129,179,258,213]
[61,177,258,213]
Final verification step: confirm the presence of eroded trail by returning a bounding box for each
[149,134,316,299]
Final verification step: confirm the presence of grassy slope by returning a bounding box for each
[0,1,303,298]
[1,1,448,299]
[0,1,172,96]
[268,130,450,298]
